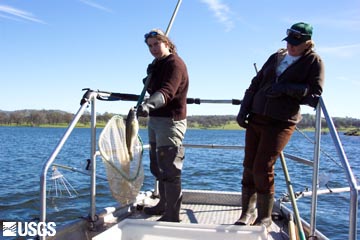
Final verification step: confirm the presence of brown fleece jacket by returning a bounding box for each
[147,54,189,121]
[245,48,324,124]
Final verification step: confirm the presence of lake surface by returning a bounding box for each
[0,126,359,239]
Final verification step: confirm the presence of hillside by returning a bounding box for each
[1,109,360,134]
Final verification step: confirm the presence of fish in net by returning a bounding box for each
[98,112,144,206]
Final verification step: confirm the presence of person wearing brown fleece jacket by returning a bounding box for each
[137,28,189,223]
[235,22,324,228]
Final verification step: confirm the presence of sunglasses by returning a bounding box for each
[144,31,163,39]
[286,29,310,39]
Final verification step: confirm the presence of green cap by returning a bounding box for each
[283,22,313,46]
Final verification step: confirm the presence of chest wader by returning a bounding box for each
[156,145,185,222]
[144,143,166,216]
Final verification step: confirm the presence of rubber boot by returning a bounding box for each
[157,181,182,222]
[144,143,166,215]
[253,193,274,228]
[156,146,184,223]
[234,188,257,225]
[144,180,166,215]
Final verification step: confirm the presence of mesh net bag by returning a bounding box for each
[98,115,144,205]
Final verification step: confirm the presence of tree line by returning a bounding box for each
[0,109,360,129]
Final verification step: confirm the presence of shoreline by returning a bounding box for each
[1,123,359,135]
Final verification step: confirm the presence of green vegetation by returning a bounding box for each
[0,109,360,135]
[344,128,360,136]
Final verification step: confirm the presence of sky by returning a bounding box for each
[1,0,360,119]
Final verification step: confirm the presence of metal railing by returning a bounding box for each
[39,90,99,240]
[316,97,358,240]
[38,90,358,240]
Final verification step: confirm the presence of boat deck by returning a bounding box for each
[128,205,289,239]
[121,190,290,240]
[53,190,295,240]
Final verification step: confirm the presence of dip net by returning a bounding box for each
[98,115,144,205]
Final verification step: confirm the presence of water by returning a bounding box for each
[0,126,359,239]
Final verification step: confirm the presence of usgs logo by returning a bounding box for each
[2,221,56,237]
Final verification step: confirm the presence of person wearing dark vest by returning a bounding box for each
[137,29,189,222]
[235,22,324,227]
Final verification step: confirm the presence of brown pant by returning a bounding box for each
[242,114,296,194]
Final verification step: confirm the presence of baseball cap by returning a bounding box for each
[283,22,312,46]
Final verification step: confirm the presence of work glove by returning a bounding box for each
[236,90,254,129]
[301,94,320,108]
[236,111,249,129]
[137,91,166,117]
[267,82,308,100]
